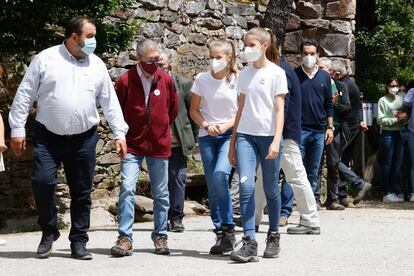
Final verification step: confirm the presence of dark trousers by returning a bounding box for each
[167,147,187,222]
[337,162,364,198]
[325,131,342,203]
[31,122,98,244]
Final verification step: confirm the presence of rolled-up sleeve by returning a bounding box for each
[98,69,129,141]
[9,56,41,138]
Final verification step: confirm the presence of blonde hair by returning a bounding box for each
[244,27,280,65]
[208,39,238,82]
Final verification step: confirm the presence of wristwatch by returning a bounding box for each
[204,125,210,131]
[327,126,334,130]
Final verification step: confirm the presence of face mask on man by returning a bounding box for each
[244,46,263,63]
[80,37,97,56]
[303,55,317,69]
[388,87,399,95]
[140,61,158,75]
[210,58,228,73]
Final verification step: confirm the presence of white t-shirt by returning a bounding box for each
[191,71,238,137]
[237,63,288,136]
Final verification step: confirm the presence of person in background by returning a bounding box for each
[228,27,287,262]
[110,39,178,257]
[158,50,199,233]
[0,112,7,246]
[290,40,334,209]
[190,39,238,255]
[398,80,414,202]
[318,58,351,210]
[331,65,372,206]
[377,77,405,203]
[9,16,128,260]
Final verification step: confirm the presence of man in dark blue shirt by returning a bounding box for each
[294,40,334,207]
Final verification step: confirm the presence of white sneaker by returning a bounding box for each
[0,239,6,246]
[396,193,405,202]
[383,194,400,203]
[409,193,414,202]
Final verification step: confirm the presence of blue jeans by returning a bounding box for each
[199,131,234,231]
[118,153,169,241]
[408,134,414,193]
[280,179,293,218]
[236,134,282,239]
[300,129,325,201]
[379,131,403,195]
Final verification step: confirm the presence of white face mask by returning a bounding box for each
[303,55,317,69]
[244,46,263,63]
[389,87,399,95]
[210,58,228,73]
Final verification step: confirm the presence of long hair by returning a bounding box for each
[208,39,238,82]
[244,27,280,65]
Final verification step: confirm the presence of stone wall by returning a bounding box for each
[0,0,356,231]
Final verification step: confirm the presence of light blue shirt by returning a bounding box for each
[9,43,128,140]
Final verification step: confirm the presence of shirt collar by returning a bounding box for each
[61,41,86,63]
[301,65,319,79]
[136,63,154,80]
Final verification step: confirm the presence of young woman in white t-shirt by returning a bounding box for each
[228,28,288,262]
[189,39,238,255]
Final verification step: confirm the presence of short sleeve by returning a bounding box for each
[274,70,288,96]
[236,69,247,95]
[191,73,203,96]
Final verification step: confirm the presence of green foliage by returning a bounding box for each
[0,0,140,55]
[356,0,414,101]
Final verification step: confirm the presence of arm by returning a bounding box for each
[0,114,7,153]
[9,56,41,155]
[267,94,285,159]
[190,93,220,136]
[325,78,334,145]
[334,82,351,116]
[183,79,199,142]
[228,94,245,167]
[168,79,179,124]
[98,71,129,159]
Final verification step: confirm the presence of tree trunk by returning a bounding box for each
[261,0,294,47]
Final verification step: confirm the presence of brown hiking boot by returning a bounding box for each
[154,236,170,255]
[279,216,288,227]
[339,198,354,208]
[326,201,345,210]
[353,182,372,205]
[111,236,133,257]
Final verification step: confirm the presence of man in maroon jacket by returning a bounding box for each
[110,39,178,257]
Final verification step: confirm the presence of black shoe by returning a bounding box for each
[169,220,185,233]
[287,225,321,235]
[36,230,60,258]
[71,243,93,260]
[353,182,372,205]
[234,216,242,228]
[255,225,259,233]
[230,236,259,263]
[210,226,235,255]
[263,231,280,258]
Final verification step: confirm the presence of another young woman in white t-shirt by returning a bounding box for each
[228,28,288,262]
[189,39,238,255]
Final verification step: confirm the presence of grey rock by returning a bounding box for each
[92,189,110,200]
[134,195,154,214]
[140,0,167,9]
[90,208,116,227]
[184,200,208,215]
[168,22,184,34]
[166,32,180,48]
[116,51,135,67]
[320,33,352,57]
[111,7,135,19]
[296,1,321,19]
[187,33,208,45]
[161,9,179,23]
[96,139,105,154]
[301,19,330,30]
[194,17,223,30]
[98,153,120,165]
[183,1,206,16]
[140,22,164,38]
[326,0,356,19]
[233,14,248,28]
[168,0,182,11]
[286,13,301,30]
[283,30,303,53]
[208,0,223,10]
[108,67,128,81]
[330,20,352,34]
[135,213,154,222]
[225,26,243,39]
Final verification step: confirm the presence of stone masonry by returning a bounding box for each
[0,0,356,231]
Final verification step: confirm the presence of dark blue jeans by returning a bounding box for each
[31,122,98,244]
[280,179,293,218]
[168,147,187,223]
[379,130,403,195]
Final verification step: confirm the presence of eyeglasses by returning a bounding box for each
[143,57,161,64]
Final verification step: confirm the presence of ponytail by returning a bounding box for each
[264,28,280,65]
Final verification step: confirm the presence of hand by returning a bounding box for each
[215,123,230,135]
[397,112,408,123]
[325,129,334,145]
[0,142,7,153]
[10,137,26,156]
[206,125,220,136]
[228,144,237,167]
[332,94,339,105]
[266,140,280,160]
[115,139,127,160]
[359,121,368,132]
